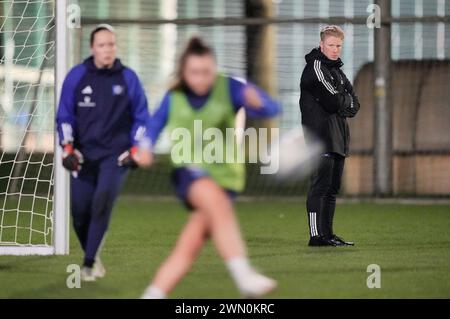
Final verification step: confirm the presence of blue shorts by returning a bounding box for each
[171,166,238,210]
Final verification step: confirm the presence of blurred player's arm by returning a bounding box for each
[122,69,153,168]
[147,93,170,147]
[229,77,281,118]
[301,62,352,115]
[124,92,170,167]
[56,65,85,171]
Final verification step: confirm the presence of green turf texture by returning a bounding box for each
[0,199,449,298]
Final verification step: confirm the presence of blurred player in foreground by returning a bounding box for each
[141,37,280,298]
[56,24,153,281]
[300,25,360,247]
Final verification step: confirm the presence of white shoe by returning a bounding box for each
[236,271,277,298]
[93,258,106,278]
[81,266,96,282]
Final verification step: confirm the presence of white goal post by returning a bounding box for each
[0,0,70,255]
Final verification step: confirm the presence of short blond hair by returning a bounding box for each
[320,25,345,41]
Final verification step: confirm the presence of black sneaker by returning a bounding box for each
[308,236,338,247]
[330,235,354,246]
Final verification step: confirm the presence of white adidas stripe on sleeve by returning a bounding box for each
[313,60,337,95]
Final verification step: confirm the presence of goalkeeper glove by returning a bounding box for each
[62,144,84,172]
[118,146,139,168]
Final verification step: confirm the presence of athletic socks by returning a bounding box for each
[226,256,277,297]
[226,257,254,283]
[141,258,256,299]
[141,285,167,299]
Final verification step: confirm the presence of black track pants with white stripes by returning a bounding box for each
[306,152,345,239]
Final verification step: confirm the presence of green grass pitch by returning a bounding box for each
[0,198,449,298]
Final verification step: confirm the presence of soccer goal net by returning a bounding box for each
[0,0,69,255]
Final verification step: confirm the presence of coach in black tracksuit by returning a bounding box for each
[300,26,360,247]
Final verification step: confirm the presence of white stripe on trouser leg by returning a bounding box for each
[314,212,318,236]
[313,213,317,236]
[309,212,318,237]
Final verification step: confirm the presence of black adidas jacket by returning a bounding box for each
[299,48,360,157]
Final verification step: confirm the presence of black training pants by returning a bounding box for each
[306,152,345,239]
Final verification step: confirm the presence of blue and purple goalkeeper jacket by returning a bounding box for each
[56,56,150,161]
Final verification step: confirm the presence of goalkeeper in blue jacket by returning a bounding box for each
[56,24,152,281]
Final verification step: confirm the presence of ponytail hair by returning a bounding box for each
[170,36,215,91]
